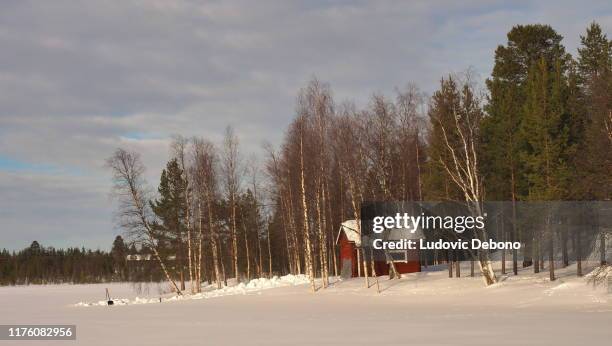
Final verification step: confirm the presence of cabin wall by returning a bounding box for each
[337,230,421,277]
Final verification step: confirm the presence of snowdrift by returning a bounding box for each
[75,274,310,307]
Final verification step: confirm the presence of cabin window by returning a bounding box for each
[387,250,409,263]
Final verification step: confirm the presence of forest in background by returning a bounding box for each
[1,23,610,289]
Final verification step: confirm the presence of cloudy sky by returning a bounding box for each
[0,0,610,251]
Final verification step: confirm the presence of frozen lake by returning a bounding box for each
[1,263,610,345]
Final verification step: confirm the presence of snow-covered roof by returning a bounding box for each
[336,220,361,246]
[336,218,425,247]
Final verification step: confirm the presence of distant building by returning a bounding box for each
[125,254,176,261]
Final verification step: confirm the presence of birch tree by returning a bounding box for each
[106,148,182,294]
[171,136,194,292]
[193,139,224,289]
[428,76,498,285]
[222,126,241,282]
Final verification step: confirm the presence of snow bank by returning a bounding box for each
[585,265,612,287]
[74,274,309,307]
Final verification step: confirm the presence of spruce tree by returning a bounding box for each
[521,58,569,200]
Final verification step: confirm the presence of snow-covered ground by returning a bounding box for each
[1,262,610,346]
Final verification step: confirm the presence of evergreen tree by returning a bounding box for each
[111,235,128,280]
[482,24,568,201]
[424,76,464,201]
[150,158,188,290]
[577,22,612,84]
[482,24,570,268]
[521,58,570,200]
[574,22,612,199]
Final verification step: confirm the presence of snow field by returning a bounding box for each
[1,262,611,345]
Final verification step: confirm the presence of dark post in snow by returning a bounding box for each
[447,250,453,278]
[470,258,475,277]
[576,229,582,277]
[548,215,555,281]
[455,251,460,278]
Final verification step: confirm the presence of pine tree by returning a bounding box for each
[574,22,612,200]
[577,22,612,84]
[482,24,568,269]
[483,24,568,200]
[150,159,188,291]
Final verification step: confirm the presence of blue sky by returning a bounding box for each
[0,0,610,251]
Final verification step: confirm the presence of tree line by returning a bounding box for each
[0,236,192,285]
[2,22,608,289]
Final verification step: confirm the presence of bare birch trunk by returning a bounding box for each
[174,137,194,293]
[151,246,182,294]
[279,195,294,274]
[231,199,239,282]
[186,218,193,293]
[287,184,302,275]
[267,223,273,277]
[185,191,193,293]
[256,228,263,278]
[197,201,204,292]
[244,223,251,281]
[208,198,222,289]
[315,184,329,287]
[300,134,316,292]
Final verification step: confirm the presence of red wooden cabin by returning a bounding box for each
[335,220,421,278]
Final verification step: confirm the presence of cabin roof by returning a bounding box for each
[336,219,426,247]
[336,220,361,246]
